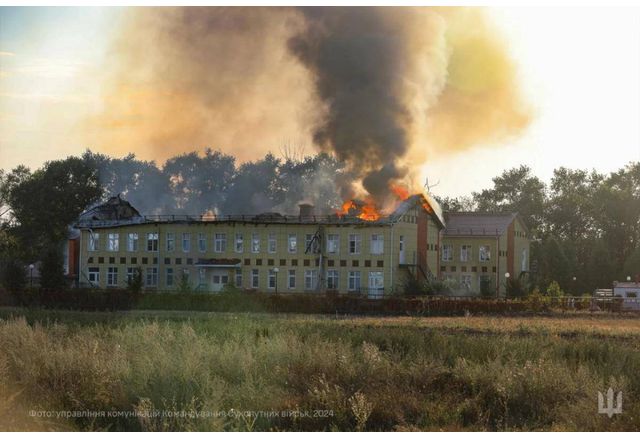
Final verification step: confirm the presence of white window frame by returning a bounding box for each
[127,233,138,252]
[348,271,361,292]
[235,233,243,253]
[326,234,339,254]
[107,266,118,286]
[214,233,227,253]
[198,233,207,252]
[460,244,471,262]
[251,233,260,253]
[442,244,453,262]
[268,269,276,289]
[166,233,175,252]
[88,267,100,285]
[288,234,297,254]
[349,234,361,255]
[327,269,339,290]
[268,232,277,254]
[370,234,384,255]
[235,268,242,287]
[304,269,318,291]
[88,233,100,252]
[251,268,259,288]
[182,233,191,252]
[479,245,491,262]
[107,233,119,252]
[288,269,296,289]
[126,267,135,284]
[146,267,158,287]
[147,232,159,252]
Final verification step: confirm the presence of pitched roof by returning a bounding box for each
[443,212,519,237]
[389,192,446,229]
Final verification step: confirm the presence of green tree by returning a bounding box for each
[1,257,26,292]
[623,247,640,281]
[472,165,547,236]
[127,267,144,293]
[8,157,102,258]
[39,246,66,290]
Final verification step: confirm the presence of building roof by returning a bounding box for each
[75,192,445,230]
[443,212,521,237]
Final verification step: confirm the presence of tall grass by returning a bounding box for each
[0,309,638,431]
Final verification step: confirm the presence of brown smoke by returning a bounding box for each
[84,7,531,205]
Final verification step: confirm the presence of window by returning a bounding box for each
[199,268,206,285]
[521,248,528,272]
[166,268,174,287]
[251,233,260,253]
[304,269,318,291]
[106,233,119,252]
[288,234,297,253]
[145,267,158,287]
[479,245,491,262]
[127,233,138,252]
[460,245,471,262]
[166,233,175,252]
[327,234,339,254]
[442,244,453,262]
[370,234,384,255]
[461,274,472,291]
[349,234,361,255]
[305,234,314,253]
[181,268,190,284]
[235,233,243,253]
[107,267,118,286]
[288,269,296,289]
[327,269,339,290]
[214,233,227,253]
[235,268,242,287]
[368,271,384,296]
[147,233,158,252]
[268,233,277,253]
[251,269,259,288]
[182,233,191,252]
[88,267,99,285]
[89,233,100,251]
[268,269,276,289]
[198,233,207,252]
[126,267,136,284]
[348,271,361,292]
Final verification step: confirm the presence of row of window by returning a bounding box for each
[86,255,384,268]
[441,244,492,262]
[87,266,383,292]
[441,265,496,273]
[442,274,493,291]
[88,231,385,255]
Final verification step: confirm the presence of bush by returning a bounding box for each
[480,276,495,298]
[39,246,66,290]
[1,258,26,293]
[546,281,565,298]
[127,267,143,293]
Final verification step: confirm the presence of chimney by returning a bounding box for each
[299,203,315,219]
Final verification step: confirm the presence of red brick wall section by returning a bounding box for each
[68,238,79,278]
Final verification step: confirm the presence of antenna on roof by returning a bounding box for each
[423,177,440,192]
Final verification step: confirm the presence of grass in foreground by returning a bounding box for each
[0,308,639,431]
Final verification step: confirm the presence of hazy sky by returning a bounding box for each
[1,6,639,198]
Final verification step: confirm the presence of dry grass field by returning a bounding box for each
[0,307,639,431]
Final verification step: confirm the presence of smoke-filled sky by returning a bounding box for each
[1,6,640,198]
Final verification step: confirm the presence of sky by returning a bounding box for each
[1,6,640,198]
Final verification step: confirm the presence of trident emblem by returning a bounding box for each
[598,388,622,418]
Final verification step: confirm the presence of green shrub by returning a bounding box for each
[127,267,143,293]
[546,281,565,298]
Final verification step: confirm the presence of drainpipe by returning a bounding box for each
[78,228,82,289]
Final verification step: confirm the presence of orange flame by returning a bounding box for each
[390,184,410,201]
[336,199,381,221]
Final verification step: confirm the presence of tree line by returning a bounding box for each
[0,149,638,294]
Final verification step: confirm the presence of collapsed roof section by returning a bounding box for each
[75,192,445,230]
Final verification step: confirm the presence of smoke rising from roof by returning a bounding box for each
[86,7,531,207]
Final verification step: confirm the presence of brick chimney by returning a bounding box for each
[299,203,315,219]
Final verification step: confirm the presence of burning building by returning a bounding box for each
[72,192,530,297]
[73,193,445,297]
